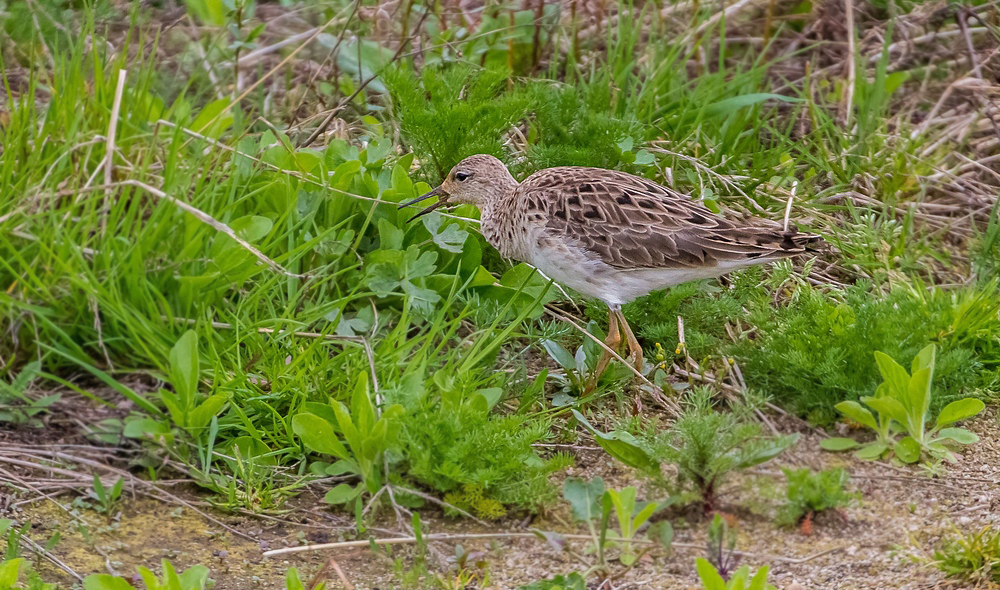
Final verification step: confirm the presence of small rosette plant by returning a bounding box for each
[821,344,984,464]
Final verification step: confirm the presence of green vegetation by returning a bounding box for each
[624,279,1000,425]
[696,558,776,590]
[779,468,852,528]
[645,389,797,514]
[933,526,1000,586]
[0,362,59,427]
[558,477,672,582]
[0,0,998,585]
[821,344,986,464]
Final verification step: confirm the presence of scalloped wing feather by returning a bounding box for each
[517,167,822,270]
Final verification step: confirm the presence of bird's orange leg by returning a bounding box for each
[614,309,644,373]
[586,308,622,391]
[594,309,622,378]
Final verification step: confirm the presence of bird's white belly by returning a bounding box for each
[527,238,757,306]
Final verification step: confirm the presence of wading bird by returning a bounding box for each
[401,154,821,384]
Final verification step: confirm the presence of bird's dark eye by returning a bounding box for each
[455,171,472,182]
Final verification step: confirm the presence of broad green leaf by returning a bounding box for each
[475,388,503,411]
[935,427,979,445]
[695,558,728,590]
[325,460,359,476]
[183,0,226,25]
[935,399,985,428]
[190,97,233,138]
[292,413,350,459]
[861,396,909,426]
[325,483,362,504]
[855,441,889,460]
[648,521,673,548]
[138,566,158,589]
[873,351,911,398]
[187,394,228,432]
[332,401,364,455]
[160,390,185,427]
[169,330,200,412]
[162,558,182,590]
[631,500,660,531]
[350,374,374,434]
[834,401,878,431]
[0,558,24,586]
[227,436,276,467]
[303,402,340,427]
[906,367,933,431]
[748,565,771,590]
[820,437,860,451]
[286,568,307,590]
[607,487,637,537]
[122,418,171,440]
[542,340,575,371]
[894,436,921,463]
[911,343,936,375]
[885,71,910,95]
[177,564,211,590]
[421,213,469,253]
[572,410,659,473]
[377,218,405,251]
[634,150,655,165]
[737,434,798,469]
[83,574,134,590]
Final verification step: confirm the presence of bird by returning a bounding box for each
[400,154,822,384]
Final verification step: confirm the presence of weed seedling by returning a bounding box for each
[932,526,1000,585]
[436,544,490,589]
[705,514,740,580]
[0,362,59,427]
[779,468,853,532]
[822,344,985,464]
[647,388,797,514]
[696,556,776,590]
[88,474,124,520]
[561,477,673,581]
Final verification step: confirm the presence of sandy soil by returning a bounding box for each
[2,394,998,589]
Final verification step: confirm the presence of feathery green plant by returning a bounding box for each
[779,468,852,527]
[646,388,797,514]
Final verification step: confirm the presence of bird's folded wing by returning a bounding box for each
[519,167,813,270]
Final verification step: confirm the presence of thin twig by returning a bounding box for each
[300,8,430,147]
[120,180,306,279]
[843,0,856,129]
[263,530,843,564]
[100,69,127,236]
[329,559,356,590]
[544,306,682,418]
[166,316,363,343]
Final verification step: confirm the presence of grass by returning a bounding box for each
[0,0,998,585]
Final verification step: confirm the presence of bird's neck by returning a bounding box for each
[479,181,529,261]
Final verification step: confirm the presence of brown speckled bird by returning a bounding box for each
[401,154,822,381]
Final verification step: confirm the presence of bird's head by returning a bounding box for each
[399,154,517,221]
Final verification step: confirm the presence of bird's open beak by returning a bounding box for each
[398,186,449,222]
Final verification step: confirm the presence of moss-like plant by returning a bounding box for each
[779,468,852,529]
